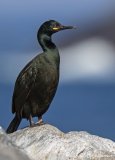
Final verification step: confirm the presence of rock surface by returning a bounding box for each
[7,124,115,160]
[0,126,30,160]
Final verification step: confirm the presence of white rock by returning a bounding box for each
[8,124,115,160]
[0,127,30,160]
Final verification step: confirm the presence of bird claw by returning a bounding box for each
[36,121,45,126]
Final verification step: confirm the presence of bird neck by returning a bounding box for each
[38,34,57,52]
[37,33,60,68]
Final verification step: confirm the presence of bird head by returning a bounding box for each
[38,20,75,36]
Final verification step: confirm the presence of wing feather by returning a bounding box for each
[12,55,40,113]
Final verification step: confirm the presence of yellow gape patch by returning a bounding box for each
[52,27,60,31]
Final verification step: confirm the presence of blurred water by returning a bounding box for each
[1,82,115,141]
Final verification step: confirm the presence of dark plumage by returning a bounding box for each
[6,20,74,133]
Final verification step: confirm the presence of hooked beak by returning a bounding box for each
[52,25,76,31]
[60,25,76,30]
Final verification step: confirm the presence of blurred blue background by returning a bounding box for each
[0,0,115,140]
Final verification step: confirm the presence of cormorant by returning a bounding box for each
[6,20,74,133]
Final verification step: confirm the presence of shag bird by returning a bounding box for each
[6,20,74,133]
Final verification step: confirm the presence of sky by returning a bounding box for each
[0,0,115,140]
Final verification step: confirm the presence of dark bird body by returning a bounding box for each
[6,20,74,133]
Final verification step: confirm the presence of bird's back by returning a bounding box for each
[12,52,59,119]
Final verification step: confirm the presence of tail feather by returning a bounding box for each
[6,116,21,134]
